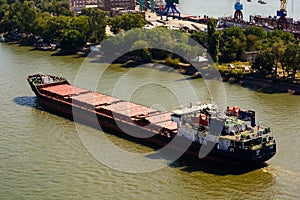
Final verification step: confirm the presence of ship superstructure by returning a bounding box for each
[171,104,276,163]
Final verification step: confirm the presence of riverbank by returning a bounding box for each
[215,62,300,94]
[166,59,300,95]
[222,74,300,95]
[115,59,300,95]
[2,34,299,95]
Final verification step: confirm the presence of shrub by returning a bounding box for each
[165,56,180,68]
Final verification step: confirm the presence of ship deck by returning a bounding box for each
[40,83,177,131]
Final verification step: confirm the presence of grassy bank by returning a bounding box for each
[216,62,300,95]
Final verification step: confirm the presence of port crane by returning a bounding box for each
[234,0,290,29]
[234,0,244,22]
[139,0,155,12]
[277,0,288,29]
[160,0,181,21]
[233,0,263,22]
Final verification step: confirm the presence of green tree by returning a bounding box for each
[244,26,267,39]
[246,34,258,51]
[36,0,73,16]
[131,40,152,62]
[283,42,300,79]
[43,15,71,43]
[190,31,208,49]
[252,49,275,74]
[0,19,16,33]
[207,18,219,62]
[59,29,85,52]
[146,27,173,59]
[0,1,37,33]
[32,12,51,37]
[145,27,170,45]
[172,42,188,60]
[268,30,295,44]
[207,18,217,36]
[81,8,107,43]
[219,27,246,62]
[101,34,124,58]
[0,0,9,21]
[70,15,89,40]
[121,13,146,31]
[19,1,38,33]
[109,13,146,34]
[108,15,123,34]
[208,31,220,62]
[271,41,285,77]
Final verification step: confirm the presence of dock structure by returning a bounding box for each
[218,15,300,38]
[144,10,207,32]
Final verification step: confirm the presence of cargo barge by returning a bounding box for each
[27,73,276,165]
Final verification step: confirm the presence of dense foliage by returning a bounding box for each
[101,27,204,63]
[206,18,220,62]
[59,30,85,52]
[0,0,108,50]
[0,1,299,80]
[108,13,146,34]
[190,20,300,80]
[0,1,148,51]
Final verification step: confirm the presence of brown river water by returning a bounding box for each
[0,43,300,199]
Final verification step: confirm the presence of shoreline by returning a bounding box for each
[1,36,300,96]
[221,74,300,95]
[178,63,300,95]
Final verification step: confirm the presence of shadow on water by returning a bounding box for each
[13,96,38,107]
[170,155,268,175]
[90,58,178,73]
[174,76,200,82]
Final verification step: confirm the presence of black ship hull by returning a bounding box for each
[27,74,276,166]
[35,93,275,165]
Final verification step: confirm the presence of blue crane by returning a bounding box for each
[234,0,244,21]
[160,0,181,21]
[139,0,155,12]
[233,0,292,28]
